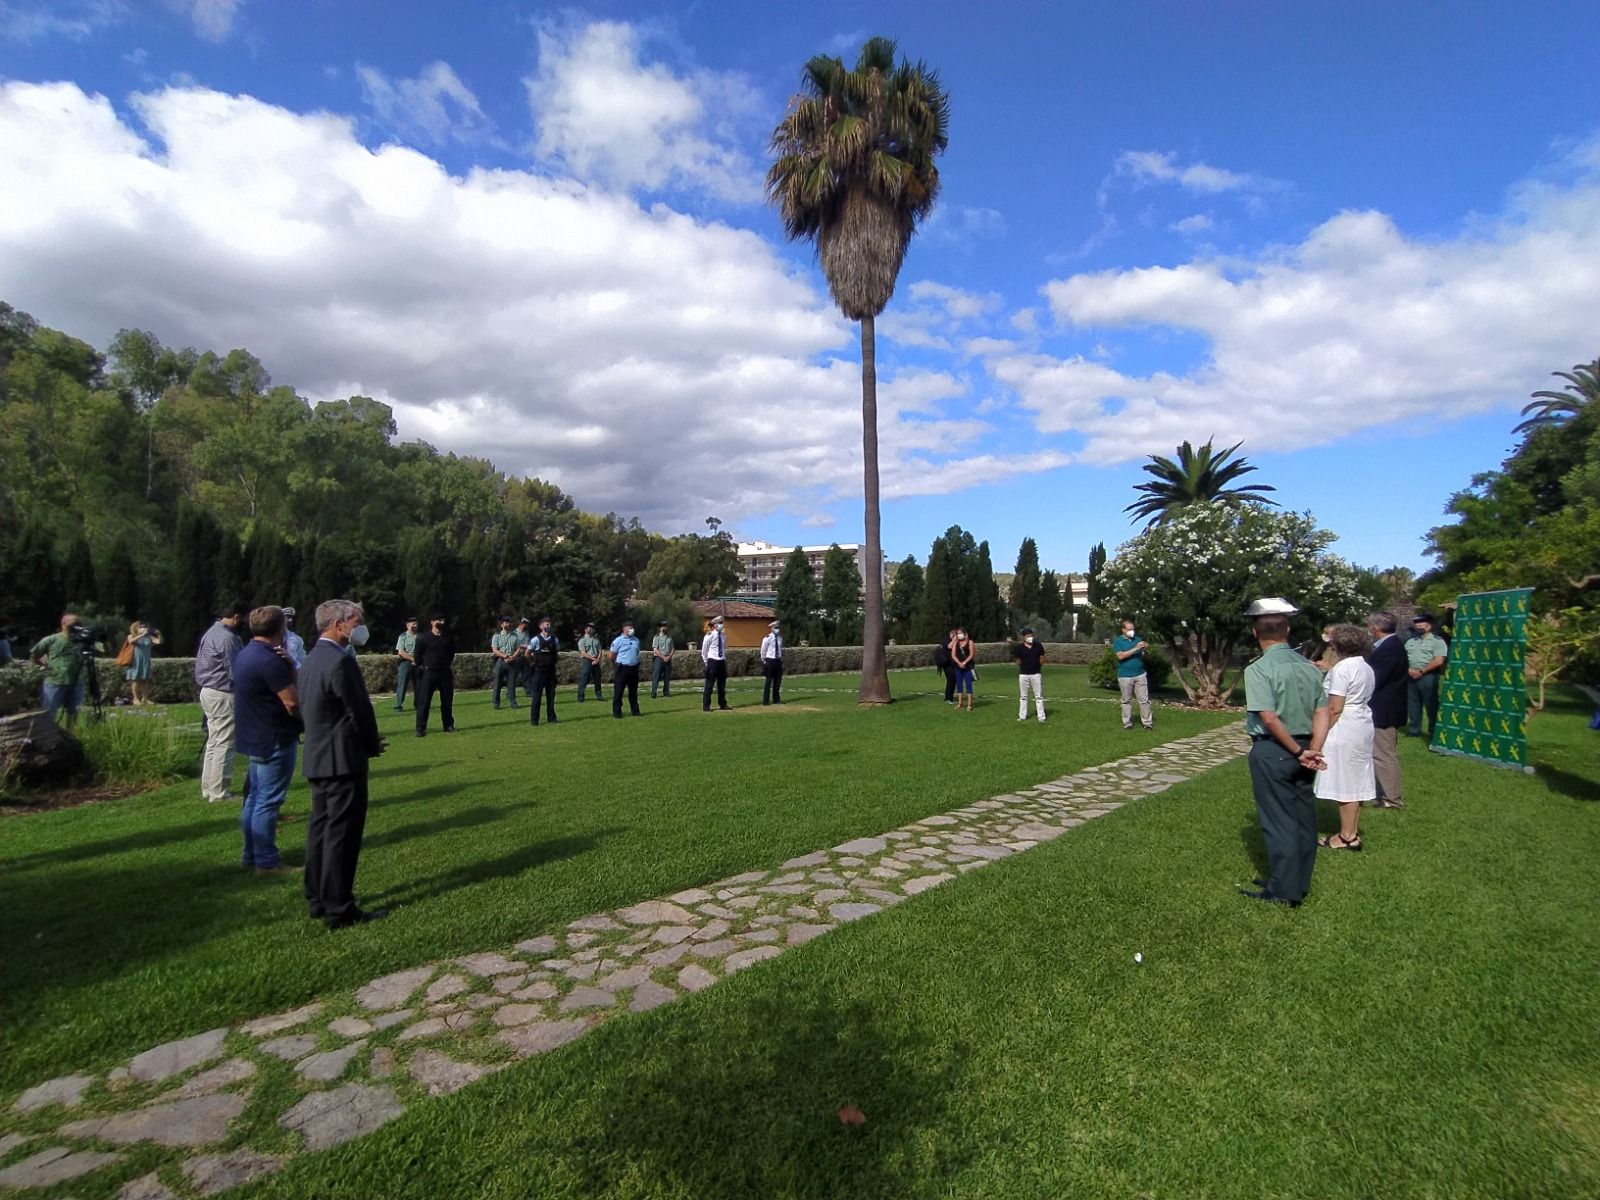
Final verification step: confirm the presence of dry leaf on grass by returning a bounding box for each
[836,1104,866,1126]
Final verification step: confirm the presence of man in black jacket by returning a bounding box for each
[526,617,560,726]
[1365,610,1408,808]
[413,613,456,736]
[300,599,386,929]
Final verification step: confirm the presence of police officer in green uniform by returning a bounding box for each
[393,618,418,712]
[1404,612,1449,740]
[576,623,605,701]
[1239,597,1329,908]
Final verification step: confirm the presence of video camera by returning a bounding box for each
[68,623,107,648]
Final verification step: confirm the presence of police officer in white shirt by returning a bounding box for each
[760,620,784,705]
[702,616,731,712]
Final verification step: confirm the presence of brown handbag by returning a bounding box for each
[115,639,136,668]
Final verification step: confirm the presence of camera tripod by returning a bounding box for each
[78,644,105,723]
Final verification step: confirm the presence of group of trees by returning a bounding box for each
[0,303,741,654]
[1421,359,1600,701]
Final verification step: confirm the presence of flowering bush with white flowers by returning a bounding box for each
[1099,504,1381,707]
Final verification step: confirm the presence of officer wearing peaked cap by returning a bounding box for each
[1239,597,1329,908]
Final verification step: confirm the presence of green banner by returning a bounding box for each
[1430,588,1535,773]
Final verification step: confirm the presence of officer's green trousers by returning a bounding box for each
[1248,738,1318,903]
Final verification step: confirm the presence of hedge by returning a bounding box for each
[0,642,1110,716]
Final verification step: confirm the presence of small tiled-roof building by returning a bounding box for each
[692,598,776,649]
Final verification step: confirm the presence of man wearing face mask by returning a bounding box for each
[1111,618,1155,731]
[760,620,785,705]
[609,620,643,718]
[1011,627,1046,722]
[300,599,386,929]
[702,615,731,711]
[526,617,561,726]
[413,613,456,736]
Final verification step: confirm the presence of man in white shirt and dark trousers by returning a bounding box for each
[760,621,784,705]
[702,616,731,711]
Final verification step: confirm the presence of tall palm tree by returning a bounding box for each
[767,37,949,705]
[1512,359,1600,433]
[1124,438,1278,527]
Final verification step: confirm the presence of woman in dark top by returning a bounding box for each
[950,628,976,711]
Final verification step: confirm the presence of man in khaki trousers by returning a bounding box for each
[1365,611,1407,807]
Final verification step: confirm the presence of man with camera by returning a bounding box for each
[30,612,90,726]
[195,602,246,802]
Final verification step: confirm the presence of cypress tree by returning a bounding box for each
[1038,569,1065,630]
[974,540,1003,639]
[1008,537,1042,619]
[885,555,924,641]
[214,531,247,614]
[913,538,955,643]
[102,535,142,621]
[819,544,862,646]
[59,526,98,608]
[1087,541,1108,608]
[171,502,222,651]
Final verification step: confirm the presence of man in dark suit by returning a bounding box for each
[1365,610,1408,808]
[413,613,456,736]
[300,599,386,929]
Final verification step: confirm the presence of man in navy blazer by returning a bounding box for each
[1365,611,1408,808]
[300,599,387,929]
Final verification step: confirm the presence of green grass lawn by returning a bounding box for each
[0,665,1222,1096]
[5,673,1597,1198]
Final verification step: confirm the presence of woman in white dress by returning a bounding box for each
[1315,624,1376,851]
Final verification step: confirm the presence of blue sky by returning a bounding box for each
[3,0,1598,578]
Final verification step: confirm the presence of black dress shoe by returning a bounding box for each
[328,908,389,930]
[1239,888,1300,908]
[718,705,732,711]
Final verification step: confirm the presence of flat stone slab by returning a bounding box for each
[356,966,433,1011]
[902,873,954,896]
[568,914,624,932]
[492,1004,544,1028]
[0,1133,28,1157]
[395,1018,447,1042]
[512,980,560,1001]
[652,925,696,945]
[781,850,830,868]
[239,1003,324,1038]
[597,965,651,992]
[629,981,678,1012]
[558,986,617,1012]
[0,1146,124,1189]
[615,900,699,926]
[677,964,717,993]
[917,814,959,826]
[182,1149,283,1196]
[297,1040,366,1083]
[408,1049,493,1096]
[119,1172,179,1199]
[279,1083,404,1152]
[62,1092,247,1148]
[369,1047,396,1079]
[259,1033,320,1061]
[515,934,559,955]
[724,946,782,973]
[786,923,832,945]
[667,887,713,904]
[497,1019,589,1057]
[832,836,888,855]
[829,902,882,923]
[328,1016,375,1038]
[425,974,471,1002]
[455,952,523,977]
[128,1028,228,1082]
[171,1057,257,1099]
[947,844,1013,861]
[14,1073,93,1112]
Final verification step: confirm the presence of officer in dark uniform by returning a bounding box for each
[413,613,457,737]
[526,616,560,726]
[1239,597,1328,908]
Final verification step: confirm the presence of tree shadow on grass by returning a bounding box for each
[361,803,533,850]
[359,829,621,911]
[1535,763,1600,802]
[2,816,230,870]
[559,991,973,1200]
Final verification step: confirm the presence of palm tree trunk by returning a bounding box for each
[858,315,891,704]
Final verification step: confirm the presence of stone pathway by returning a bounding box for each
[0,725,1246,1197]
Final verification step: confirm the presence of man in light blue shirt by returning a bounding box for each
[194,602,246,802]
[281,607,306,669]
[609,621,642,718]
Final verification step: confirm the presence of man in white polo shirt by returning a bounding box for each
[760,620,784,705]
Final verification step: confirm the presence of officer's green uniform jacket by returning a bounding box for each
[577,634,602,661]
[1405,633,1449,671]
[651,633,674,659]
[1243,642,1327,737]
[491,630,520,659]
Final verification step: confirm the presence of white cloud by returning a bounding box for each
[525,20,761,202]
[0,0,123,41]
[168,0,241,41]
[987,138,1600,463]
[0,80,1050,530]
[1171,213,1213,235]
[358,61,494,148]
[1115,149,1267,195]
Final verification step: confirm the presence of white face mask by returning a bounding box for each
[1124,629,1136,638]
[1024,636,1034,644]
[623,628,634,638]
[349,623,370,648]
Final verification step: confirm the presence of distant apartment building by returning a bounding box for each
[735,540,886,599]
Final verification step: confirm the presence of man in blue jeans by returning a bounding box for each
[233,606,303,877]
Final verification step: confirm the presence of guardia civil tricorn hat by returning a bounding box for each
[1243,597,1298,617]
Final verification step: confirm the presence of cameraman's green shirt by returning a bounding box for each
[31,633,83,686]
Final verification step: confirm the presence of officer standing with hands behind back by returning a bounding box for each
[609,619,642,718]
[413,613,456,737]
[1239,597,1329,909]
[760,621,784,705]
